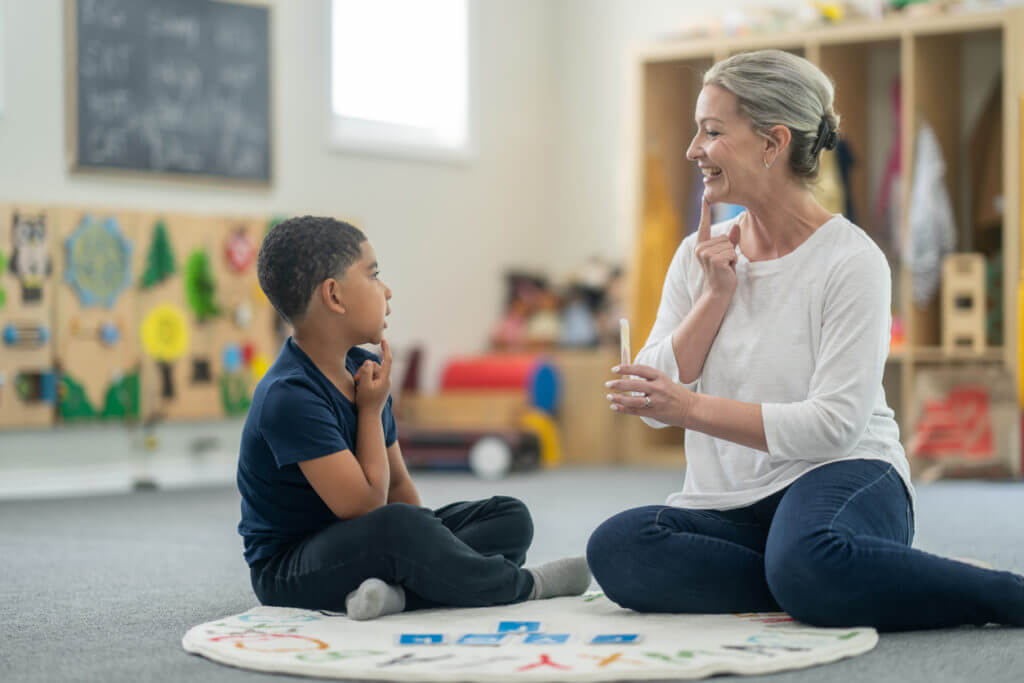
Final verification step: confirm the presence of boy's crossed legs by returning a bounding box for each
[251,496,590,619]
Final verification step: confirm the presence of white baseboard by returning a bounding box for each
[0,453,237,500]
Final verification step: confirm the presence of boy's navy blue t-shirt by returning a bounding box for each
[237,337,397,566]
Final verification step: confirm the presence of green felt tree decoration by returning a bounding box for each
[101,371,140,420]
[140,221,176,288]
[219,372,251,416]
[184,250,221,322]
[59,374,95,420]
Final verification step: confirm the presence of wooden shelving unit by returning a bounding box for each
[630,8,1024,458]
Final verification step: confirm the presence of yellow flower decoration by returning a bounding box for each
[140,304,189,361]
[250,353,271,385]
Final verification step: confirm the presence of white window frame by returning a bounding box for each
[325,0,476,163]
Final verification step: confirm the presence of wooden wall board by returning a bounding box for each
[211,216,280,408]
[53,207,141,422]
[1,206,282,429]
[136,213,278,422]
[137,214,224,421]
[0,205,58,428]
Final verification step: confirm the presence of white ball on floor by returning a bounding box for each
[468,436,513,479]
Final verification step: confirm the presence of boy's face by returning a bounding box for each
[336,241,392,345]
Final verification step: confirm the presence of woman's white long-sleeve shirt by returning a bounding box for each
[636,214,914,512]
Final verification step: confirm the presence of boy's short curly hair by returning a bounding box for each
[257,216,366,323]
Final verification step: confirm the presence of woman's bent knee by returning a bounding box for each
[765,530,855,626]
[586,507,661,609]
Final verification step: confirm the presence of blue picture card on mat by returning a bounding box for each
[497,621,542,633]
[457,634,509,646]
[398,634,445,645]
[590,634,642,645]
[523,633,570,645]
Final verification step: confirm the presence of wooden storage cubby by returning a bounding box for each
[631,9,1024,463]
[639,57,711,236]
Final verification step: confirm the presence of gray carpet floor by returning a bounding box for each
[2,467,1023,682]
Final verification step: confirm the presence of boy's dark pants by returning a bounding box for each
[250,496,536,612]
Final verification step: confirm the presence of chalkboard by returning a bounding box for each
[69,0,271,182]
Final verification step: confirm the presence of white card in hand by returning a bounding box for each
[619,318,643,396]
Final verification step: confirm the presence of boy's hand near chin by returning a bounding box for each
[354,338,392,414]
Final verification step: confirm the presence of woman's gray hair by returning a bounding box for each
[703,50,840,182]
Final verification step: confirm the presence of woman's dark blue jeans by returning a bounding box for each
[587,459,1024,631]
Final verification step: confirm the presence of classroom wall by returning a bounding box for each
[0,0,558,479]
[548,0,776,267]
[0,0,558,385]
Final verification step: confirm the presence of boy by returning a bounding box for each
[238,216,590,620]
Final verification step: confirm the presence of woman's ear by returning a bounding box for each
[764,124,791,168]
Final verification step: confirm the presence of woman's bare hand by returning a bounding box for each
[605,363,694,428]
[694,192,741,301]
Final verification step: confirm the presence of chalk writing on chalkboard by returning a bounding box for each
[70,0,271,182]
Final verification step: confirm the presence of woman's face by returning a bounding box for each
[686,85,766,206]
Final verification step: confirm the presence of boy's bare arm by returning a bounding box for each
[297,415,390,519]
[298,344,397,519]
[385,442,421,506]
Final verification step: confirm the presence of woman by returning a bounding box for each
[590,50,1024,631]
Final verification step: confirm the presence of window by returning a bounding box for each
[329,0,471,161]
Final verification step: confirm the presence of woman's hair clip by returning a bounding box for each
[811,117,839,156]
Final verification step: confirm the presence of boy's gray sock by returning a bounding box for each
[527,556,592,600]
[345,578,406,621]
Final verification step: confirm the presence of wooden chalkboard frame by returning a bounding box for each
[64,0,274,186]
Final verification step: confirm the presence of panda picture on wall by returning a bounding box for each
[9,212,52,304]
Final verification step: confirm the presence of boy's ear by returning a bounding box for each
[321,277,346,314]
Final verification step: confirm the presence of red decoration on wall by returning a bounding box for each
[224,228,256,273]
[241,341,256,366]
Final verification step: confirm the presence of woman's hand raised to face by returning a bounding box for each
[694,192,741,301]
[605,363,694,429]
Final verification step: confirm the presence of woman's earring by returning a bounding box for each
[763,157,772,169]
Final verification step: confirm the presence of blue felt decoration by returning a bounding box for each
[99,322,121,346]
[222,344,243,372]
[64,215,133,309]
